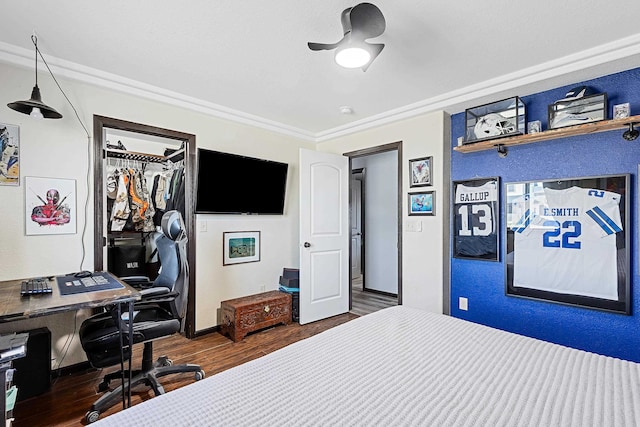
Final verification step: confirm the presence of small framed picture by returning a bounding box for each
[409,156,432,187]
[0,122,20,186]
[528,120,542,134]
[25,176,77,235]
[223,231,260,265]
[613,103,630,119]
[408,191,435,216]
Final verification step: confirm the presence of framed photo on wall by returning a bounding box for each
[25,176,77,235]
[0,122,20,186]
[408,191,435,216]
[223,231,260,265]
[409,156,432,187]
[452,177,499,261]
[505,174,629,314]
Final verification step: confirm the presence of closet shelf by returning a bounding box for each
[454,115,640,153]
[105,148,184,164]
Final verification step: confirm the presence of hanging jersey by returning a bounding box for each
[454,180,499,259]
[512,186,622,300]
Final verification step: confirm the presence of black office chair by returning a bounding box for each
[79,211,204,424]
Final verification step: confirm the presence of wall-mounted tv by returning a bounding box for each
[195,149,288,215]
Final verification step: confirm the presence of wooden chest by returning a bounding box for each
[220,291,292,342]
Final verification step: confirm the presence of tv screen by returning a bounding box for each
[195,149,288,214]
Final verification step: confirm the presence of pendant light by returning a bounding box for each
[7,35,62,119]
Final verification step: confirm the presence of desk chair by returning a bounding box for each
[79,211,204,424]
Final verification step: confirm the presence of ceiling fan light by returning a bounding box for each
[335,47,371,68]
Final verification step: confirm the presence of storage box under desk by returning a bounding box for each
[220,291,292,342]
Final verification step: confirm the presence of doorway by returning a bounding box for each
[345,142,402,315]
[92,115,197,337]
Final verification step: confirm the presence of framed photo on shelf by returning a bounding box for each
[505,174,629,314]
[409,156,432,187]
[0,122,20,186]
[408,191,435,216]
[452,177,499,261]
[223,231,260,265]
[25,176,77,236]
[613,103,630,119]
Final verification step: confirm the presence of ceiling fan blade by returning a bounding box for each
[361,43,384,71]
[307,41,342,51]
[349,3,385,40]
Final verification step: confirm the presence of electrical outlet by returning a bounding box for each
[199,221,207,232]
[459,297,468,311]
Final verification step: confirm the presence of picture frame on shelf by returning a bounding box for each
[223,231,260,265]
[505,174,629,314]
[527,120,542,134]
[409,156,432,187]
[408,191,435,216]
[613,103,630,119]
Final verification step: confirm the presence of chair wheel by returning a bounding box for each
[195,370,205,381]
[97,381,109,392]
[85,410,101,424]
[157,356,173,367]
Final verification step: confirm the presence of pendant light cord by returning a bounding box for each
[32,34,92,271]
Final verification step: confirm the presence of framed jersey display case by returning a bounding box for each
[452,177,499,261]
[505,174,630,314]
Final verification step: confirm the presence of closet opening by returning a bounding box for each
[93,116,197,338]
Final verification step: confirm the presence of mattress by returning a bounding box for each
[93,305,640,426]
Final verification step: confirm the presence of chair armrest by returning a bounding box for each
[139,287,170,298]
[120,276,153,289]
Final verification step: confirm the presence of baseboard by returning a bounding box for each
[51,361,94,379]
[362,288,398,298]
[193,325,220,338]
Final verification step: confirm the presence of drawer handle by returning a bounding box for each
[264,305,270,313]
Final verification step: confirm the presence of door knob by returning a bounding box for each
[303,242,311,248]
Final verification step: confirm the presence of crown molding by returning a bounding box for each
[315,33,640,142]
[2,34,640,144]
[0,41,317,142]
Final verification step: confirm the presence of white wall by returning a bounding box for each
[317,111,450,314]
[352,151,398,294]
[0,61,314,365]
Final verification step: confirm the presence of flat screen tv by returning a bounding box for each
[195,149,288,214]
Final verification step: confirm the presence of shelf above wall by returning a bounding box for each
[454,115,640,154]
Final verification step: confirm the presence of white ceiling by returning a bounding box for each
[1,1,640,142]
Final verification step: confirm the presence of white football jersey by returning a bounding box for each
[512,186,622,300]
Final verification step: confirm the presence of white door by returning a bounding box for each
[299,148,349,325]
[350,176,363,280]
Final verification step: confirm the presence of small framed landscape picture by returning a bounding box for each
[408,191,435,216]
[223,231,260,265]
[409,156,432,187]
[0,122,20,186]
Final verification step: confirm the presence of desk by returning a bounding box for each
[0,272,140,422]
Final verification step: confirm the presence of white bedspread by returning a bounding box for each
[93,306,640,426]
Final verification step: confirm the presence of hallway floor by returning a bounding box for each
[350,276,397,316]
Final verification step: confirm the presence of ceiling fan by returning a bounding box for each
[308,2,386,71]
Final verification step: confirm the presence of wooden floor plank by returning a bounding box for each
[12,312,358,427]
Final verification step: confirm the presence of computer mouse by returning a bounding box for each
[74,271,93,278]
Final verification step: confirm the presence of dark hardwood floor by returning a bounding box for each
[350,276,397,316]
[12,312,358,427]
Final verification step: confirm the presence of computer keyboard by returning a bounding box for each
[20,278,53,296]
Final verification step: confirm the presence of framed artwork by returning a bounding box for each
[409,156,432,187]
[25,176,77,235]
[0,122,20,186]
[223,231,261,265]
[452,177,499,261]
[505,174,629,314]
[408,191,435,216]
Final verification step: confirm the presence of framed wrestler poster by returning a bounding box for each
[452,177,499,261]
[25,176,77,236]
[505,174,629,314]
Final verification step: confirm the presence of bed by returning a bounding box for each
[93,305,640,426]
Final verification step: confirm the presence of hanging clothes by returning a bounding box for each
[110,169,131,232]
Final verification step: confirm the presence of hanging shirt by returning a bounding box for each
[110,169,131,231]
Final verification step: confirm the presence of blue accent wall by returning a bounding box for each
[450,67,640,362]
